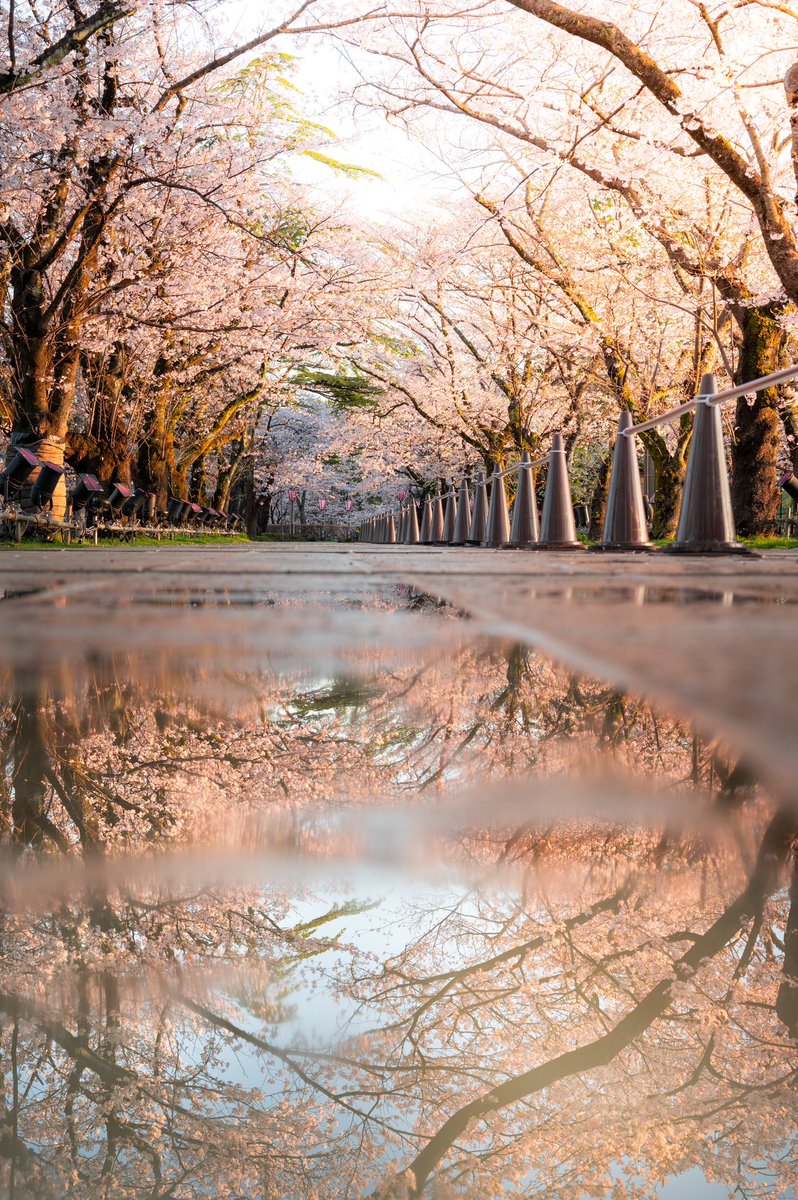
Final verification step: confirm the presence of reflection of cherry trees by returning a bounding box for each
[359,812,797,1198]
[0,630,796,1198]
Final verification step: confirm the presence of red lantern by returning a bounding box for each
[345,499,353,512]
[319,497,328,512]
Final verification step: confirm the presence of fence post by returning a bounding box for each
[665,373,751,555]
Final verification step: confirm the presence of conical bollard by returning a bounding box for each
[387,512,397,544]
[405,500,420,544]
[398,505,406,544]
[443,484,458,543]
[431,488,445,544]
[452,479,472,545]
[534,433,583,550]
[666,374,751,555]
[419,497,433,544]
[506,451,539,547]
[595,410,653,551]
[466,472,489,545]
[483,468,511,547]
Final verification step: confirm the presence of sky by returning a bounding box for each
[291,38,460,221]
[223,0,463,222]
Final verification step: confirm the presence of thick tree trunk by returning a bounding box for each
[652,456,682,539]
[731,305,784,537]
[9,264,52,437]
[5,263,71,522]
[229,451,256,535]
[588,452,611,541]
[213,444,244,511]
[138,385,177,509]
[634,419,691,540]
[190,454,209,505]
[68,345,132,486]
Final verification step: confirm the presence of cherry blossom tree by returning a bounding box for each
[341,0,798,532]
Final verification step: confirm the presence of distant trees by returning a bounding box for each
[343,0,798,534]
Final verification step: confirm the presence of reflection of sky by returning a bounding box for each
[658,1170,729,1198]
[281,884,434,1040]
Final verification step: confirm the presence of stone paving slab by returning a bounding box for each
[1,543,796,795]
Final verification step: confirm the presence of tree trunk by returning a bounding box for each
[588,452,611,541]
[137,373,177,508]
[190,454,209,505]
[213,444,245,511]
[731,304,784,537]
[9,263,52,437]
[645,438,688,539]
[229,451,256,535]
[68,345,132,486]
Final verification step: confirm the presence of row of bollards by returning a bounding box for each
[359,430,592,550]
[359,374,767,554]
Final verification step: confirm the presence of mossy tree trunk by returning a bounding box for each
[731,303,785,537]
[68,344,134,485]
[639,419,691,539]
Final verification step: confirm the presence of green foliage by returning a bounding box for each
[215,53,379,182]
[370,329,419,358]
[270,207,312,252]
[0,534,249,550]
[293,366,383,411]
[742,536,798,548]
[301,150,381,180]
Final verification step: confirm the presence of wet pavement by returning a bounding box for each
[0,544,796,1199]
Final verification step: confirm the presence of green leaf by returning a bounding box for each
[301,150,382,181]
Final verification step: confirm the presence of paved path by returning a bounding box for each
[1,543,796,795]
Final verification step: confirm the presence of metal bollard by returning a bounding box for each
[531,433,584,550]
[506,450,539,547]
[483,468,510,548]
[451,479,472,545]
[593,410,653,551]
[466,472,489,545]
[665,373,751,555]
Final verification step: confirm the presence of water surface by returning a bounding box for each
[0,556,795,1199]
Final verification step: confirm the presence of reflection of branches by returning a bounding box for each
[401,811,798,1196]
[372,883,631,1041]
[1,642,791,1197]
[0,990,134,1088]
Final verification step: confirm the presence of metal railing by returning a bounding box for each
[623,365,798,435]
[360,365,798,554]
[497,454,549,479]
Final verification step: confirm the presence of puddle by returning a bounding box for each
[0,580,795,1200]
